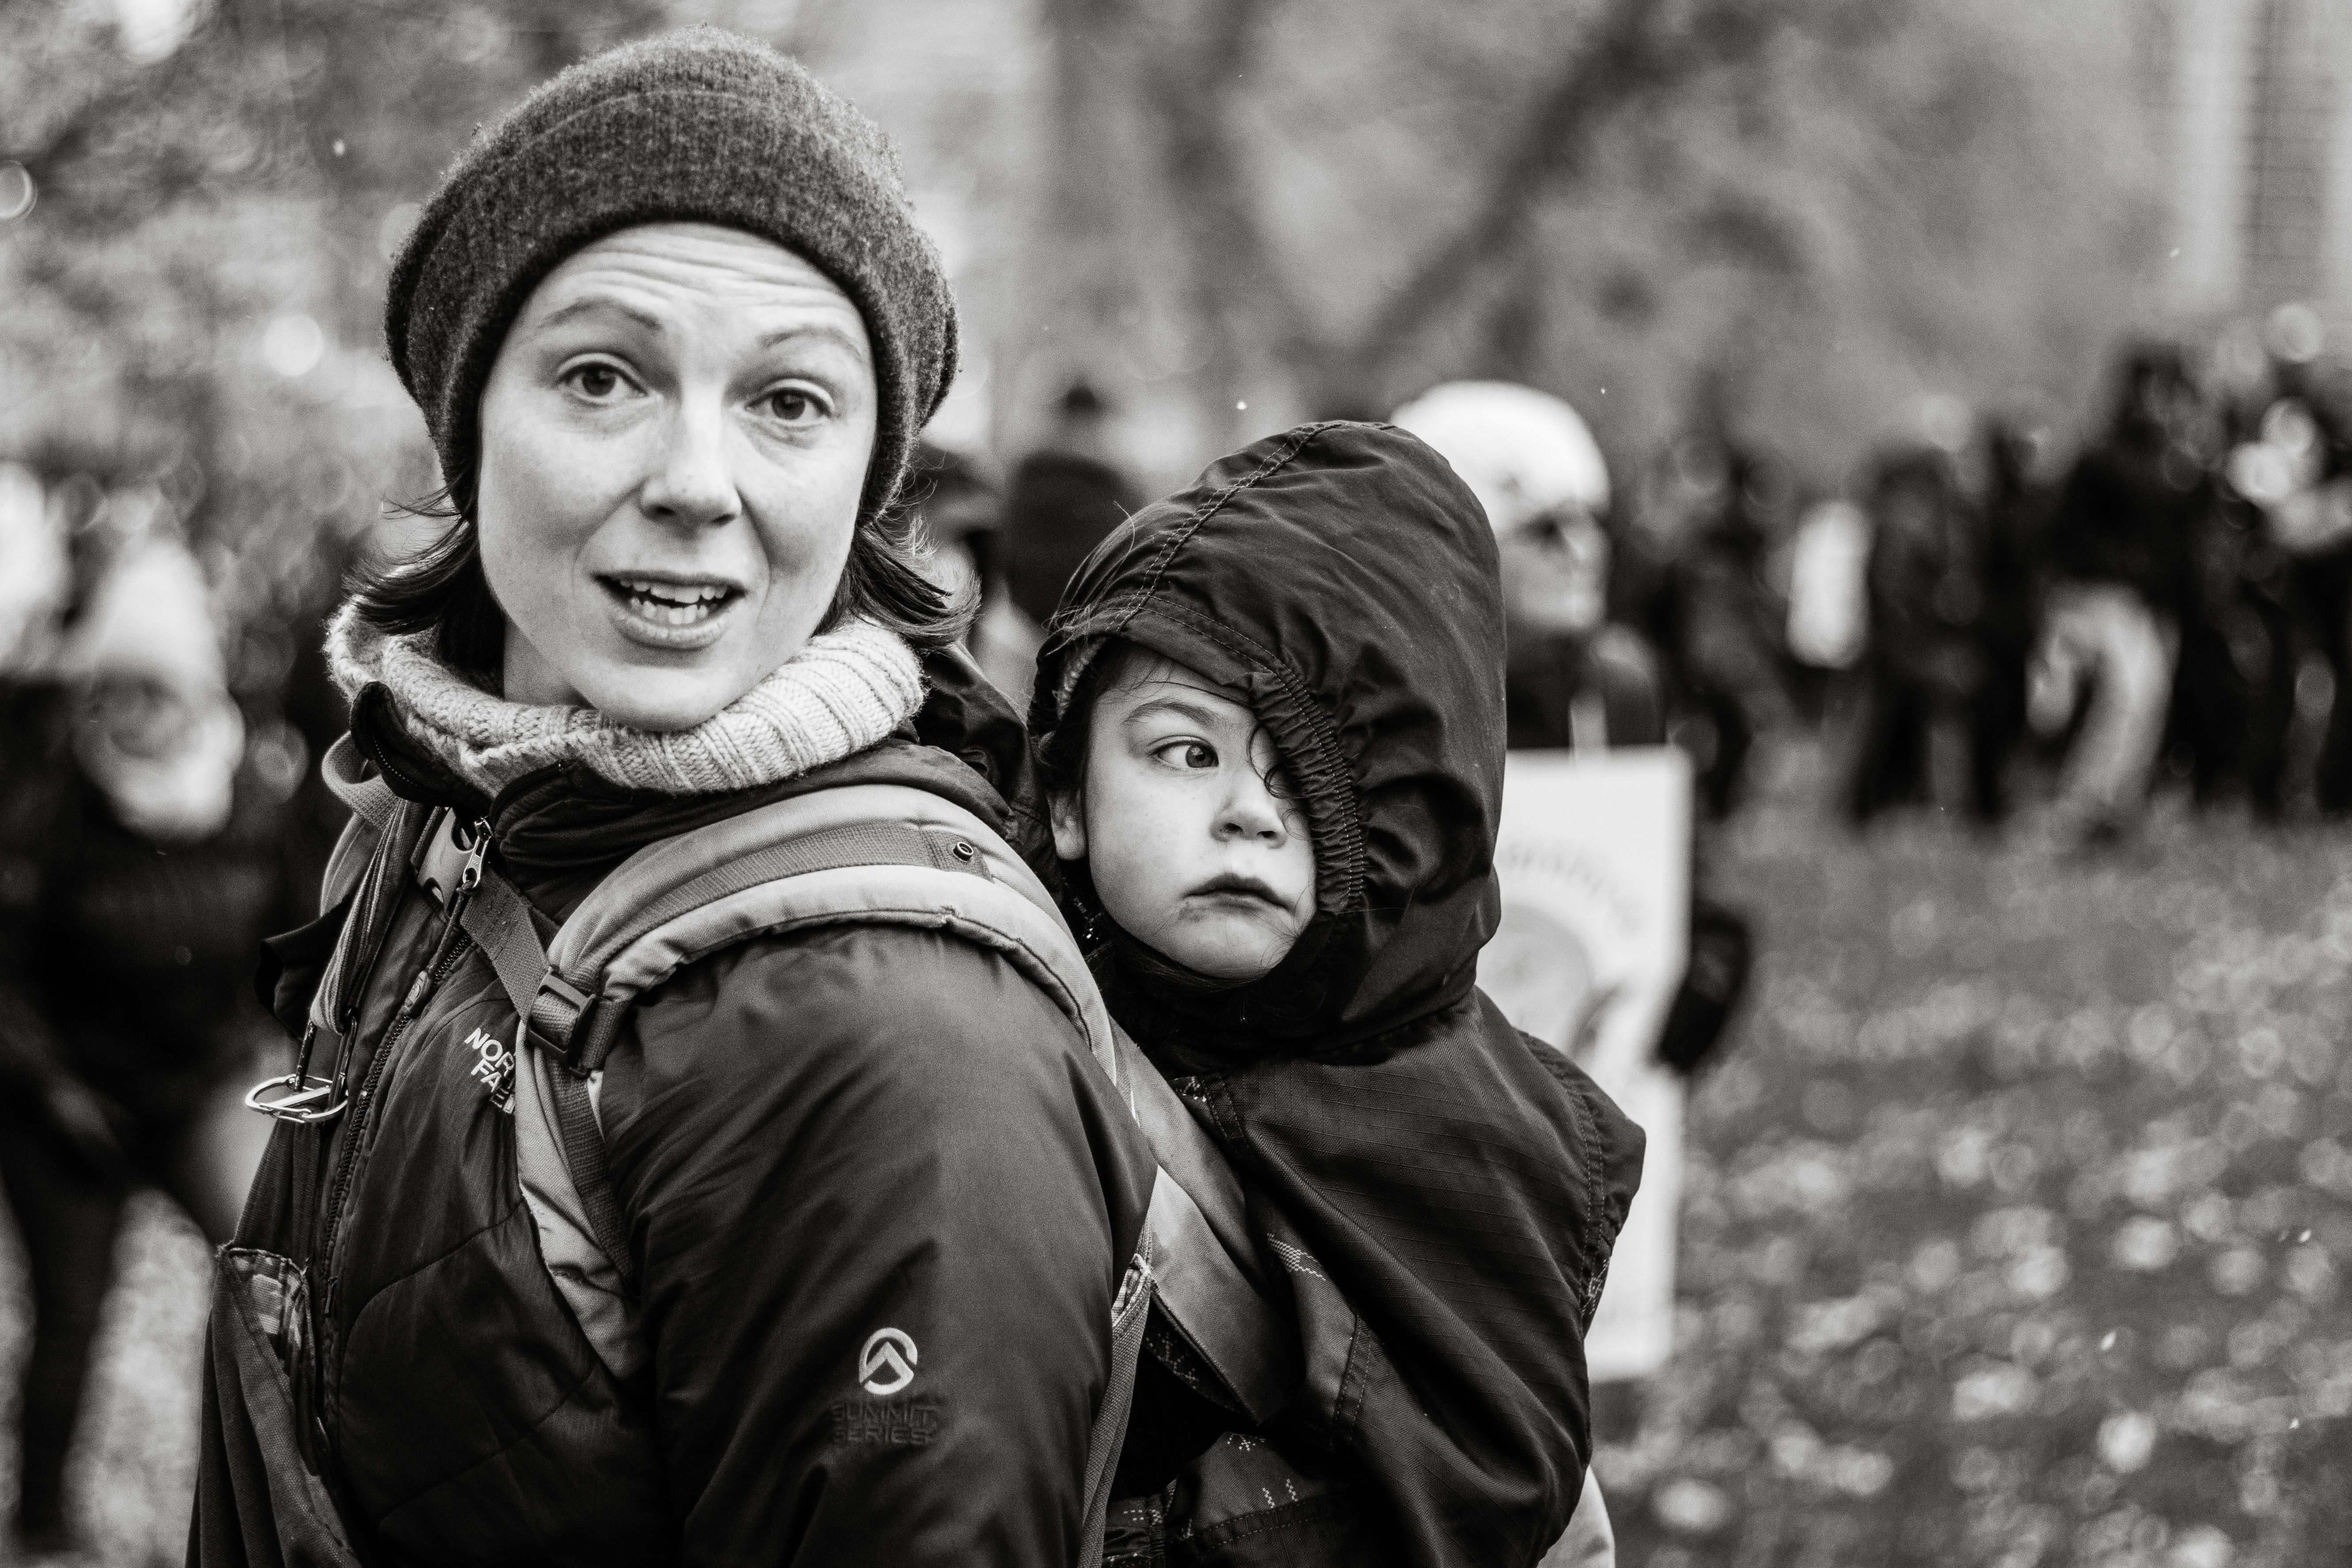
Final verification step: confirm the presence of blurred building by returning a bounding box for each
[2158,0,2352,318]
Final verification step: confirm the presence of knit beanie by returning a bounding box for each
[385,27,957,528]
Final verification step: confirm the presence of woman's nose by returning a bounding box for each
[639,397,741,529]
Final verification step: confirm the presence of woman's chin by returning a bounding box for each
[573,661,745,733]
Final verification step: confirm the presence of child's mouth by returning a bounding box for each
[1190,873,1285,907]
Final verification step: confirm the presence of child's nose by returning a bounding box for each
[1216,772,1290,843]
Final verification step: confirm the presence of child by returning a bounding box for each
[1032,421,1645,1568]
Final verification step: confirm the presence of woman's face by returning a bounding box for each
[475,222,878,730]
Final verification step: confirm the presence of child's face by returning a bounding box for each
[1051,656,1316,982]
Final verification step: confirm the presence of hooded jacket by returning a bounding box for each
[193,652,1155,1568]
[1033,423,1645,1568]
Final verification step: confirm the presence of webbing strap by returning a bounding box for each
[456,863,640,1291]
[458,867,553,1037]
[320,734,399,837]
[548,1063,637,1292]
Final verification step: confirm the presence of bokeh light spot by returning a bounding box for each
[114,0,198,64]
[261,314,325,378]
[0,163,34,222]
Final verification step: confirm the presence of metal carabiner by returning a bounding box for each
[247,1020,349,1124]
[245,1072,350,1124]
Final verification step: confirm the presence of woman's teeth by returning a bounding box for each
[611,579,734,626]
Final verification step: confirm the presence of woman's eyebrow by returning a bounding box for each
[530,294,663,336]
[756,321,869,361]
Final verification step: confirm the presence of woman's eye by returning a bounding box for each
[761,387,828,425]
[564,363,630,400]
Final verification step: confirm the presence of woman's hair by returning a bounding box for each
[346,479,972,688]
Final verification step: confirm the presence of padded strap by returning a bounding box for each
[626,820,990,936]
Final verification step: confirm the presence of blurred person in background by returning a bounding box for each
[1648,437,1798,820]
[2200,317,2312,819]
[1843,447,2004,825]
[2029,344,2203,846]
[998,380,1143,707]
[2229,318,2352,815]
[1971,411,2052,816]
[1395,381,1751,1078]
[0,518,291,1560]
[1391,382,1665,748]
[907,441,1039,699]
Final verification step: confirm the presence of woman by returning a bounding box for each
[193,31,1153,1566]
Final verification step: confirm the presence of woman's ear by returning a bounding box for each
[1048,787,1088,863]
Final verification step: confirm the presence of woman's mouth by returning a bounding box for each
[597,574,746,649]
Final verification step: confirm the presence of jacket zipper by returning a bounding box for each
[319,899,474,1318]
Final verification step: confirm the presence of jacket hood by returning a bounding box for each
[1032,421,1505,1048]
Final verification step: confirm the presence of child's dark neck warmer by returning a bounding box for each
[1087,909,1334,1059]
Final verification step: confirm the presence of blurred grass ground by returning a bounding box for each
[4,746,2350,1567]
[1603,750,2352,1568]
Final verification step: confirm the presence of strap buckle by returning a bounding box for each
[528,972,594,1063]
[245,1072,348,1125]
[417,811,491,906]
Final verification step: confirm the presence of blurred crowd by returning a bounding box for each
[1788,304,2352,846]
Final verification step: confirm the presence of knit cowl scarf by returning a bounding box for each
[324,604,926,798]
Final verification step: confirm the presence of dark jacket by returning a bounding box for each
[1504,625,1668,752]
[2048,421,2200,609]
[1034,423,1645,1568]
[194,656,1157,1566]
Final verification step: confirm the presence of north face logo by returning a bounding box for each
[464,1026,514,1115]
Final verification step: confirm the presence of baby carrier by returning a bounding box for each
[204,738,1298,1568]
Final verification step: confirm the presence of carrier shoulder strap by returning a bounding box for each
[437,785,1299,1502]
[318,734,400,915]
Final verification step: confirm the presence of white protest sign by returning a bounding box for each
[1479,746,1691,1382]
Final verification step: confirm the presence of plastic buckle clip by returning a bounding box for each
[418,813,491,907]
[528,972,593,1062]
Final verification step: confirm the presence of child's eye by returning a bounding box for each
[1154,740,1218,770]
